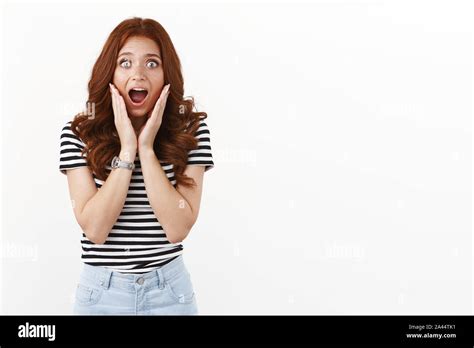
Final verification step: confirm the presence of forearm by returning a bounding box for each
[139,148,193,243]
[81,148,135,244]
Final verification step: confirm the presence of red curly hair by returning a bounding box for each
[71,17,206,188]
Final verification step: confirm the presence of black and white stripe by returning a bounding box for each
[59,118,214,274]
[187,120,214,171]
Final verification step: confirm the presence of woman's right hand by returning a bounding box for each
[109,83,137,152]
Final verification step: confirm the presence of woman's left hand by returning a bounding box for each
[138,83,171,151]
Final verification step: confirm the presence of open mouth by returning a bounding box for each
[128,87,149,106]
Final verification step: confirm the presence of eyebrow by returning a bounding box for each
[118,52,161,60]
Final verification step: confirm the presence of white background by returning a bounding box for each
[0,0,472,314]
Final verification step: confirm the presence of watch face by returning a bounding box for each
[111,156,119,168]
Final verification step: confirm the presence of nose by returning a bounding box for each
[131,65,146,81]
[132,74,145,82]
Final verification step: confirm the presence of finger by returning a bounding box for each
[150,96,162,122]
[119,96,132,130]
[160,88,170,112]
[112,85,123,121]
[160,84,170,103]
[113,92,120,123]
[154,85,170,114]
[156,84,169,104]
[110,84,118,114]
[112,85,122,120]
[110,84,118,122]
[156,85,170,115]
[119,95,128,121]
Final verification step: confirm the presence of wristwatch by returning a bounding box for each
[111,156,135,170]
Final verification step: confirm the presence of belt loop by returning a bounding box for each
[156,268,165,290]
[99,269,112,290]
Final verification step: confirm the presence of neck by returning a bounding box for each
[130,115,147,135]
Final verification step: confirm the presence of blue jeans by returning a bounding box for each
[73,255,198,315]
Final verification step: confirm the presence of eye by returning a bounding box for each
[147,60,159,68]
[119,59,131,68]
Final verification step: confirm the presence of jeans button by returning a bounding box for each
[136,277,144,285]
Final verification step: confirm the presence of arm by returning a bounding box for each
[139,147,205,244]
[67,147,136,244]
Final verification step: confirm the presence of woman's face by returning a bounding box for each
[113,36,165,118]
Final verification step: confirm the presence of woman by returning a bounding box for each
[59,17,214,315]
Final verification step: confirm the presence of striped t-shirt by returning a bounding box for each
[59,118,214,274]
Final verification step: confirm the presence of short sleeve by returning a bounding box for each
[187,119,215,172]
[59,121,88,175]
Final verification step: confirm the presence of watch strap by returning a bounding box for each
[111,156,135,170]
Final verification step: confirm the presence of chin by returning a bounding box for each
[128,109,150,118]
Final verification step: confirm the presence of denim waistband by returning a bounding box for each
[79,255,187,292]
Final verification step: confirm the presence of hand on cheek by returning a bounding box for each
[109,83,137,151]
[138,84,171,151]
